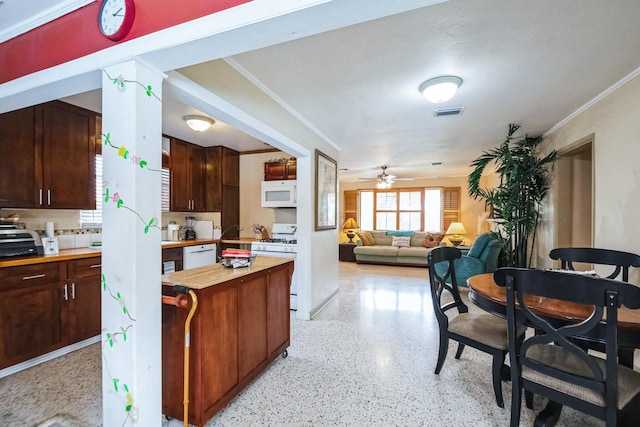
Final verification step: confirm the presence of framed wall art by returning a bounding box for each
[315,149,337,230]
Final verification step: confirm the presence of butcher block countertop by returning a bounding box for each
[0,239,217,268]
[161,256,292,290]
[0,247,103,268]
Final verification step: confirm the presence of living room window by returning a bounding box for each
[357,187,459,233]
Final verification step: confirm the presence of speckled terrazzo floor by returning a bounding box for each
[0,262,616,426]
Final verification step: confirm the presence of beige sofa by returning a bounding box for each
[353,231,440,267]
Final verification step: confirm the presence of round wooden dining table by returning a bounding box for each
[467,272,640,336]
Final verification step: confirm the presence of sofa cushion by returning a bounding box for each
[421,232,444,248]
[391,236,411,247]
[354,245,399,256]
[398,246,430,257]
[410,232,428,247]
[357,231,375,246]
[370,231,393,246]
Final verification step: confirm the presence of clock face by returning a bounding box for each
[99,0,135,41]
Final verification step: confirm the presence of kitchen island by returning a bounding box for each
[161,256,293,427]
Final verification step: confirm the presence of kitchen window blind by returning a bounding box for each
[81,155,170,227]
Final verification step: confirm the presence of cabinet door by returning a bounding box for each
[267,263,291,355]
[42,101,96,209]
[190,144,206,212]
[205,146,222,211]
[0,260,67,369]
[285,160,297,179]
[221,147,239,187]
[264,162,286,181]
[67,257,102,342]
[238,276,267,379]
[0,106,41,207]
[170,138,191,211]
[221,185,239,238]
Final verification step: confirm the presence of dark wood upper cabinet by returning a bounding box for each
[169,138,206,212]
[0,101,96,209]
[0,106,40,207]
[205,146,239,236]
[42,102,96,209]
[264,159,296,181]
[205,146,240,210]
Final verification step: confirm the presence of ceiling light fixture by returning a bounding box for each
[419,76,463,103]
[184,115,214,132]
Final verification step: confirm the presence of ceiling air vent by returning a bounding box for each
[433,106,465,117]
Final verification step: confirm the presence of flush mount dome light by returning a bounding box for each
[184,115,214,132]
[419,76,463,103]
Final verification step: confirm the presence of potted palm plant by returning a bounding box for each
[468,124,557,268]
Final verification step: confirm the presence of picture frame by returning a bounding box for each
[315,149,337,230]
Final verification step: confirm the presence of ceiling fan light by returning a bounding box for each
[419,76,463,103]
[184,115,214,132]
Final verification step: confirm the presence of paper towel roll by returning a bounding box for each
[45,221,55,238]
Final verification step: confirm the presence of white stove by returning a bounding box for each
[251,223,298,310]
[251,224,297,253]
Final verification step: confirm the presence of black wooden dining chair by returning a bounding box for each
[494,268,640,427]
[427,247,526,408]
[549,247,640,282]
[550,247,640,366]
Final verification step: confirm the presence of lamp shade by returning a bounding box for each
[342,218,359,230]
[419,76,463,103]
[446,222,467,235]
[184,115,214,132]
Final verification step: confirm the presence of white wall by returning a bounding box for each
[239,152,280,237]
[537,74,640,282]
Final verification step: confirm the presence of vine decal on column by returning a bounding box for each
[101,132,163,172]
[101,67,163,426]
[106,71,162,102]
[103,187,160,234]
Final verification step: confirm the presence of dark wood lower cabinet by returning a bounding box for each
[161,261,292,427]
[0,257,101,370]
[67,257,102,342]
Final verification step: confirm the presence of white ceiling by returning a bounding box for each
[4,0,640,183]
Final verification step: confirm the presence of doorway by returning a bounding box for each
[555,136,593,253]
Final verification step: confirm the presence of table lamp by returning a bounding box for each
[445,222,467,247]
[342,218,359,244]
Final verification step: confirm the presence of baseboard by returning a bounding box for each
[310,288,340,319]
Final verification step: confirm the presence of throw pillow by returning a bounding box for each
[357,231,375,246]
[391,235,411,247]
[421,232,444,248]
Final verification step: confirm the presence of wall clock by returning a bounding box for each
[98,0,135,41]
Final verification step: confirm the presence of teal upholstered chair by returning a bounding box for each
[434,233,502,288]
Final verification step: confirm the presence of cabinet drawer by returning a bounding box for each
[68,257,102,279]
[0,262,66,291]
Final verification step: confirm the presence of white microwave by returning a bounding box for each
[261,180,297,208]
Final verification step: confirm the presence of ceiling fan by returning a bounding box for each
[358,166,414,189]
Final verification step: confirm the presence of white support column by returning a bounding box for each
[101,60,164,426]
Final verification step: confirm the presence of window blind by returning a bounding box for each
[81,155,170,227]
